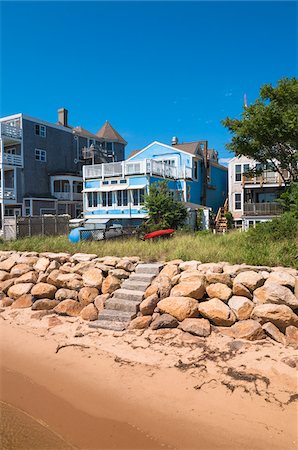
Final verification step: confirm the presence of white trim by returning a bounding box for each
[126,141,197,161]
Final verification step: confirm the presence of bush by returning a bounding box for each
[247,212,298,242]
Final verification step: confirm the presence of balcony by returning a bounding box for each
[2,152,22,167]
[0,188,16,200]
[0,123,22,141]
[54,192,82,201]
[243,202,283,216]
[83,159,192,180]
[242,170,290,186]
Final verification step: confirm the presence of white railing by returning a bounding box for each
[83,159,192,180]
[0,188,16,200]
[53,192,83,201]
[2,153,22,167]
[0,123,22,140]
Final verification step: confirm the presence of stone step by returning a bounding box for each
[129,273,155,283]
[121,280,150,291]
[135,263,163,275]
[113,289,144,302]
[105,298,139,313]
[90,320,127,331]
[97,309,135,322]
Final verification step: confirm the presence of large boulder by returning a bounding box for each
[109,269,130,279]
[0,297,13,307]
[55,273,83,290]
[0,257,17,272]
[151,314,179,330]
[206,283,232,302]
[82,268,103,289]
[101,275,121,294]
[197,263,223,274]
[232,283,252,299]
[170,280,205,300]
[8,283,33,299]
[128,316,152,329]
[228,296,254,320]
[206,273,232,287]
[11,294,33,309]
[159,264,180,279]
[179,261,200,272]
[157,296,199,321]
[78,287,99,306]
[102,256,120,267]
[153,276,172,299]
[31,299,60,311]
[285,326,298,344]
[251,303,298,331]
[14,271,38,285]
[266,271,296,289]
[80,303,98,321]
[116,259,135,272]
[229,320,265,341]
[199,298,236,326]
[94,294,109,313]
[72,253,97,262]
[178,318,211,337]
[0,278,16,293]
[253,283,298,309]
[31,283,57,299]
[55,288,78,301]
[262,322,286,345]
[139,294,159,316]
[144,284,159,298]
[179,271,206,283]
[10,264,31,277]
[53,299,83,317]
[233,271,264,292]
[0,270,11,282]
[34,257,50,272]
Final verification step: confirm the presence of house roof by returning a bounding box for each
[173,142,200,156]
[128,149,141,158]
[96,121,127,145]
[72,126,100,140]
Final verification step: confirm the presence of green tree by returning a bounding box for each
[142,181,188,231]
[222,77,298,182]
[277,182,298,218]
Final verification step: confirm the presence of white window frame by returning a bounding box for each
[87,138,96,147]
[35,149,47,162]
[235,164,242,182]
[234,193,242,210]
[35,124,46,137]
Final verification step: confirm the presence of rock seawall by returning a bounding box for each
[0,251,297,346]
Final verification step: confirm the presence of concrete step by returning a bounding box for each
[97,309,135,322]
[105,298,139,313]
[135,263,163,275]
[113,289,144,302]
[121,280,150,291]
[129,273,155,283]
[90,320,127,331]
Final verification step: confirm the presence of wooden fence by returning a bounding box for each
[3,215,69,241]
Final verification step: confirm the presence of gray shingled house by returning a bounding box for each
[0,108,127,222]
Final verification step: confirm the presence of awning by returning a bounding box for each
[83,184,146,192]
[85,218,110,224]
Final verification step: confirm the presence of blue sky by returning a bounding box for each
[1,1,297,161]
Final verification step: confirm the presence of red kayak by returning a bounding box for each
[143,229,175,240]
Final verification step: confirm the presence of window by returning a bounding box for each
[35,149,46,162]
[117,190,128,207]
[111,180,118,184]
[102,180,109,185]
[53,180,70,193]
[132,188,145,206]
[6,147,16,155]
[73,182,83,193]
[120,179,126,184]
[193,161,198,180]
[235,193,242,210]
[88,138,96,147]
[235,164,242,182]
[87,192,99,208]
[243,164,250,174]
[106,142,113,151]
[35,124,46,137]
[102,191,113,207]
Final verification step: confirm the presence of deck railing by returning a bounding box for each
[2,153,22,166]
[242,170,290,186]
[0,188,16,200]
[243,202,283,216]
[83,159,192,180]
[0,123,22,140]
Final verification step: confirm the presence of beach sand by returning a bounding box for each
[0,309,297,450]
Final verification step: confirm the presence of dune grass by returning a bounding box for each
[0,231,297,268]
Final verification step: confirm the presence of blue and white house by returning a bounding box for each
[82,138,228,229]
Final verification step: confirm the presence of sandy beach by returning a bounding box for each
[0,308,297,450]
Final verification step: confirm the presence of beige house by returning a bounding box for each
[228,155,290,230]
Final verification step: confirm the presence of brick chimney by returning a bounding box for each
[58,108,68,127]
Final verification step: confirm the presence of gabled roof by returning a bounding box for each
[173,142,200,156]
[72,126,100,140]
[96,121,127,145]
[128,149,141,158]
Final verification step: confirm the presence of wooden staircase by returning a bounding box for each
[215,199,229,233]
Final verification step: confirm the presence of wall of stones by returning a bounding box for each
[0,251,297,346]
